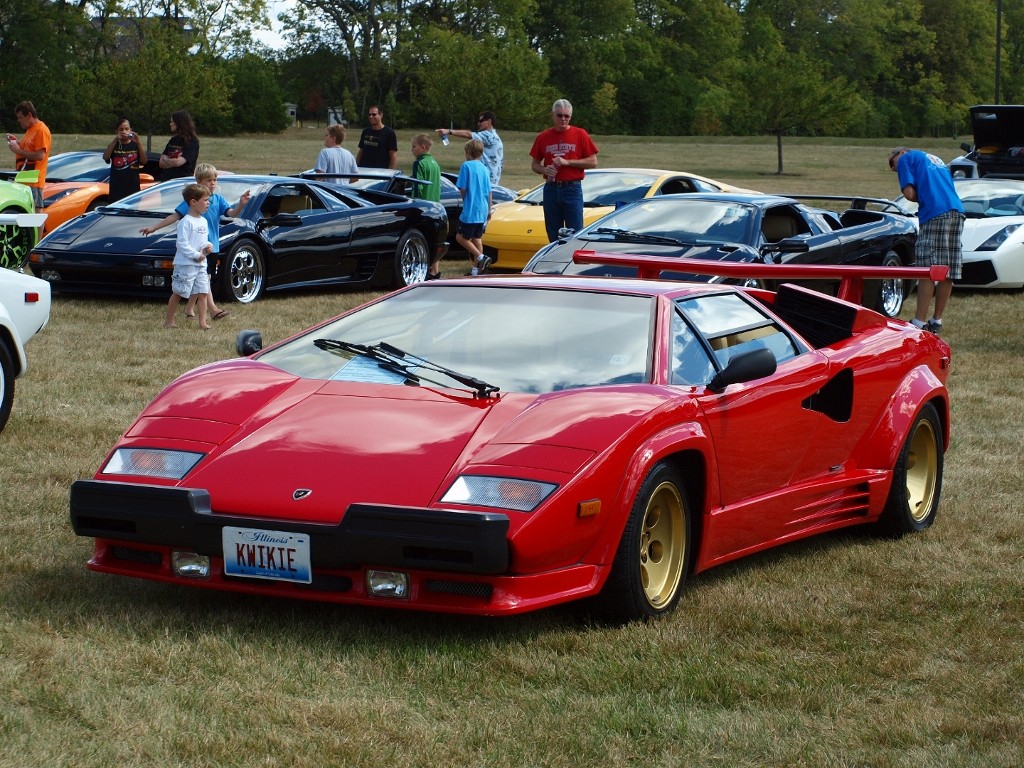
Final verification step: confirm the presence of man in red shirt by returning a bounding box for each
[6,101,51,212]
[530,99,599,242]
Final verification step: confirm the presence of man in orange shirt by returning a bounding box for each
[6,101,52,212]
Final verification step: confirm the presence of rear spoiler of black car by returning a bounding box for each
[783,194,912,216]
[572,250,948,308]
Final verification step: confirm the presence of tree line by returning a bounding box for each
[2,0,1023,143]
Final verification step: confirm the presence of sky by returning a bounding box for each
[252,0,290,50]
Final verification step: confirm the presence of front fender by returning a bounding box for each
[581,417,716,570]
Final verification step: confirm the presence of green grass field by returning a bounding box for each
[2,134,1022,767]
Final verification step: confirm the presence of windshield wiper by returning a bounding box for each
[313,339,500,399]
[591,227,694,246]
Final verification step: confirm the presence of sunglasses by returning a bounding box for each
[554,113,571,119]
[477,117,487,123]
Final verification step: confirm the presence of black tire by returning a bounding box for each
[875,249,905,318]
[0,207,35,271]
[0,341,15,434]
[597,462,692,622]
[85,197,109,212]
[219,239,266,304]
[876,402,943,536]
[393,230,430,288]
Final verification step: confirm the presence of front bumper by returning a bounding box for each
[70,479,510,574]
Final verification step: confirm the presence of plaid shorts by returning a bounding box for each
[916,210,964,280]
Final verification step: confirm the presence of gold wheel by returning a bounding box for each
[638,480,686,611]
[905,416,939,523]
[878,403,944,536]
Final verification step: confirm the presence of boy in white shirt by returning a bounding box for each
[164,183,213,329]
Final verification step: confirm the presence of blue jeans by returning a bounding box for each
[542,181,583,242]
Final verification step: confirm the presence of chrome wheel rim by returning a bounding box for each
[228,244,264,303]
[879,251,904,317]
[399,235,429,285]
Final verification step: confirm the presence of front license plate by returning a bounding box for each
[222,526,312,584]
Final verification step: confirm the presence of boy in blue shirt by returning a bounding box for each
[455,139,492,275]
[141,162,249,320]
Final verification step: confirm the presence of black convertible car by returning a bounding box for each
[310,169,518,252]
[524,193,918,317]
[27,175,449,303]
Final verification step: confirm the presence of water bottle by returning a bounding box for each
[441,131,450,147]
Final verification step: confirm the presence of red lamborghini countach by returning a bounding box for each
[70,254,952,621]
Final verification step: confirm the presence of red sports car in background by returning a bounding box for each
[70,255,951,621]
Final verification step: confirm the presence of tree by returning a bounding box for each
[97,23,232,146]
[736,27,861,173]
[406,27,552,130]
[224,54,290,133]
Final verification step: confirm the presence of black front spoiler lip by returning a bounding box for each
[70,480,510,575]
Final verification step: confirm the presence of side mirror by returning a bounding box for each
[763,237,810,255]
[707,348,776,393]
[236,329,263,356]
[960,142,972,153]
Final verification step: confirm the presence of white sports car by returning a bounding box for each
[897,177,1024,289]
[0,258,51,433]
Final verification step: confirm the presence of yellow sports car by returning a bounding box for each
[481,167,758,270]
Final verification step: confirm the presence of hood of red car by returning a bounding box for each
[114,359,668,524]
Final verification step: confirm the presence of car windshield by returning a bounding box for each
[519,172,661,206]
[257,285,654,394]
[108,178,270,214]
[898,180,1024,217]
[46,152,109,182]
[580,198,756,245]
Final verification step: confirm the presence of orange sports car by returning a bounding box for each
[41,151,156,234]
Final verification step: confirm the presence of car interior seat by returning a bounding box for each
[761,215,799,242]
[277,194,312,214]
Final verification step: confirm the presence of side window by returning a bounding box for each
[676,293,801,369]
[671,310,716,386]
[265,185,327,217]
[760,205,810,242]
[658,179,697,195]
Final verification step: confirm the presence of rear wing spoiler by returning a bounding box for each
[0,170,41,184]
[572,250,948,308]
[297,171,427,186]
[784,194,912,215]
[0,212,47,228]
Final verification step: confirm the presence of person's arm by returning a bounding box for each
[388,149,398,169]
[227,190,251,217]
[902,184,917,202]
[159,153,182,169]
[552,154,598,171]
[8,141,46,163]
[103,135,117,163]
[439,129,472,140]
[531,158,556,178]
[136,142,148,167]
[140,211,182,236]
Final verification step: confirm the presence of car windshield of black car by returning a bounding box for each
[109,179,272,214]
[257,285,654,394]
[582,198,755,245]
